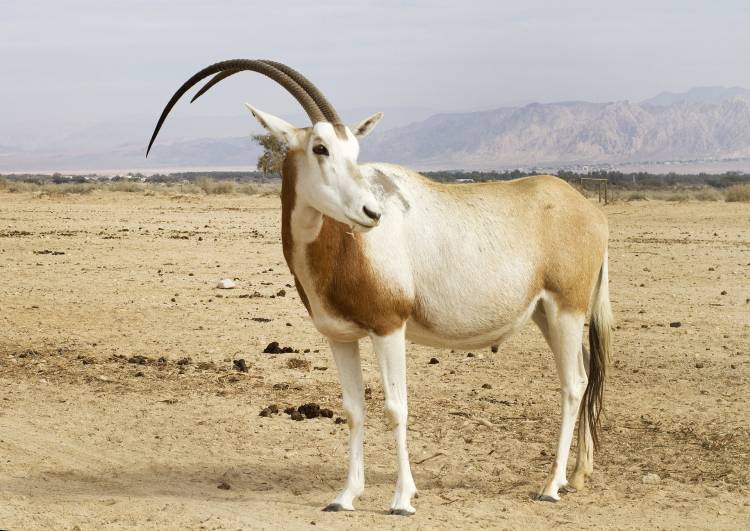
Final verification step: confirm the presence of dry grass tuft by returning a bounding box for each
[626,191,649,202]
[39,183,96,195]
[108,181,145,193]
[692,187,723,201]
[195,177,236,194]
[724,184,750,202]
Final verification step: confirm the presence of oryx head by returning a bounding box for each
[146,59,384,230]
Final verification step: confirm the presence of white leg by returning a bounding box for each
[371,326,417,515]
[324,339,365,512]
[537,303,588,502]
[570,344,594,491]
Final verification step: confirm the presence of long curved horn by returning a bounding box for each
[146,59,326,156]
[190,60,342,124]
[258,60,341,124]
[190,69,240,103]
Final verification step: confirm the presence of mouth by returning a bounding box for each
[345,215,378,230]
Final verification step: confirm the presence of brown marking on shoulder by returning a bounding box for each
[281,150,311,315]
[306,218,412,336]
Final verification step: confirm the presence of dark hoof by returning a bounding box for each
[323,503,344,512]
[389,508,414,516]
[537,494,559,503]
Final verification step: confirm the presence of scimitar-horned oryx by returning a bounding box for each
[147,58,613,516]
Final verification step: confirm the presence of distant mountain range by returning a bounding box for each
[642,86,750,107]
[3,87,750,172]
[362,90,750,169]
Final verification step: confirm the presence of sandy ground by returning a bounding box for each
[0,190,748,530]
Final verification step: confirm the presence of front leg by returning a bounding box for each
[372,325,417,516]
[324,339,365,512]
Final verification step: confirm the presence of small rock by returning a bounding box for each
[481,383,492,389]
[176,357,192,365]
[233,359,248,372]
[334,417,347,425]
[642,473,661,484]
[277,289,286,297]
[290,411,304,421]
[273,382,290,391]
[428,357,440,365]
[284,406,297,415]
[669,322,682,328]
[217,481,231,490]
[466,352,475,358]
[320,408,334,418]
[695,362,704,369]
[216,279,236,289]
[720,290,727,295]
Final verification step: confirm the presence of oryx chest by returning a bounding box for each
[289,216,414,341]
[293,249,365,341]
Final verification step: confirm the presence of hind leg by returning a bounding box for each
[535,300,588,502]
[569,345,594,491]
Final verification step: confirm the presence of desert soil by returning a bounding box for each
[0,190,748,530]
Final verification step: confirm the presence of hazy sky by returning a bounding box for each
[3,0,750,145]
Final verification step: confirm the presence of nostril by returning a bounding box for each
[362,205,381,221]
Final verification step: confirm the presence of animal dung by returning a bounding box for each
[233,359,248,372]
[428,357,440,365]
[263,341,296,354]
[298,403,321,418]
[216,278,236,289]
[259,404,279,417]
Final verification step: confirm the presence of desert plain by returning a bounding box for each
[0,189,748,529]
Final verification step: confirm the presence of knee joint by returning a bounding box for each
[561,379,587,403]
[384,399,405,425]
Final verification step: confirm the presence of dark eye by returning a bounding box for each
[312,144,329,156]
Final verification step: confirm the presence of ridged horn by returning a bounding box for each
[190,60,342,124]
[146,59,326,156]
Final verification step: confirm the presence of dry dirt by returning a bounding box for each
[0,191,748,530]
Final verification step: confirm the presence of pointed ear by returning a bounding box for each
[351,112,383,138]
[245,104,299,148]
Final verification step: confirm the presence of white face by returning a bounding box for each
[246,104,384,231]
